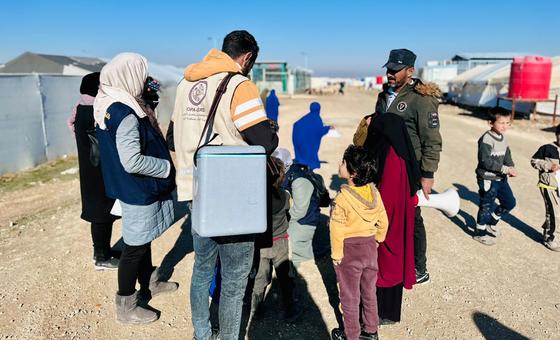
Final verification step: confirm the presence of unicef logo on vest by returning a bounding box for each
[189,81,208,106]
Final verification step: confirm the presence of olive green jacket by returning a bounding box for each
[354,79,442,178]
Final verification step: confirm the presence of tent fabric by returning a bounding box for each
[447,64,496,103]
[458,63,512,107]
[448,56,560,115]
[465,62,511,85]
[448,64,496,85]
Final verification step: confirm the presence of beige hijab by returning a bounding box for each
[94,53,149,129]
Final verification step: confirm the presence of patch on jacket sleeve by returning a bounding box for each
[428,112,439,128]
[397,101,408,112]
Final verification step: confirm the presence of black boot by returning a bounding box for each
[331,328,347,340]
[93,249,119,271]
[360,330,379,340]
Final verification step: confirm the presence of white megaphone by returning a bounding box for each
[414,188,460,218]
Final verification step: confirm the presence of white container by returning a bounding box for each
[192,145,267,237]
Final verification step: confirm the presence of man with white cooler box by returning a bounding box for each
[172,30,278,340]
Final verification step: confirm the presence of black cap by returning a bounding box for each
[383,49,416,71]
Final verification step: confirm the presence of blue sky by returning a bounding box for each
[2,0,559,77]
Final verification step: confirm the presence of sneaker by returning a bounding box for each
[487,225,500,237]
[473,228,497,246]
[331,328,347,340]
[360,330,379,340]
[415,271,430,285]
[544,239,560,252]
[95,257,119,271]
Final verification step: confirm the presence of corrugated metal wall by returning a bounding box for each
[0,74,79,174]
[0,75,176,175]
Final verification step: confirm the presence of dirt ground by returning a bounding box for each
[1,88,559,339]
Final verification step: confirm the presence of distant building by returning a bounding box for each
[249,61,312,95]
[420,53,529,94]
[451,52,525,74]
[419,61,458,93]
[250,61,289,93]
[0,52,105,75]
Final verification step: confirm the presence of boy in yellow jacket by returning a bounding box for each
[330,145,389,340]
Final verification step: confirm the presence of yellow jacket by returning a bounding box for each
[329,183,388,261]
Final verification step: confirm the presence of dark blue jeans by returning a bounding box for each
[190,232,254,340]
[477,178,516,226]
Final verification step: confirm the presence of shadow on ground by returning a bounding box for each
[159,198,193,281]
[329,174,347,192]
[427,188,477,237]
[241,275,331,339]
[314,214,344,328]
[448,183,542,243]
[473,312,530,340]
[240,214,335,339]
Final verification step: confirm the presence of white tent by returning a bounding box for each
[448,56,560,115]
[147,62,184,125]
[447,64,496,104]
[458,62,512,107]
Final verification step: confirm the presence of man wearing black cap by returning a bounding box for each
[354,49,442,285]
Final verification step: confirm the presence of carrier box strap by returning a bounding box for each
[194,72,240,165]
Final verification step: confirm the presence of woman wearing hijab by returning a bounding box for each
[69,72,119,270]
[94,53,178,324]
[292,102,331,170]
[360,112,420,324]
[265,89,280,123]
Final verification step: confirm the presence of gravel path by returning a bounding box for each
[1,89,559,339]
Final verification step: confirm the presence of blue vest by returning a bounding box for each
[97,102,175,205]
[282,163,322,226]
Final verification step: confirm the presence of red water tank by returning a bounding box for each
[508,56,552,100]
[376,75,384,84]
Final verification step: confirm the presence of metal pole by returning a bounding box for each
[553,94,558,126]
[532,101,537,122]
[511,97,516,125]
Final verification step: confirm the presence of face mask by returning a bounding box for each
[142,76,160,109]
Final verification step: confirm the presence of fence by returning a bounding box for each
[0,74,176,175]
